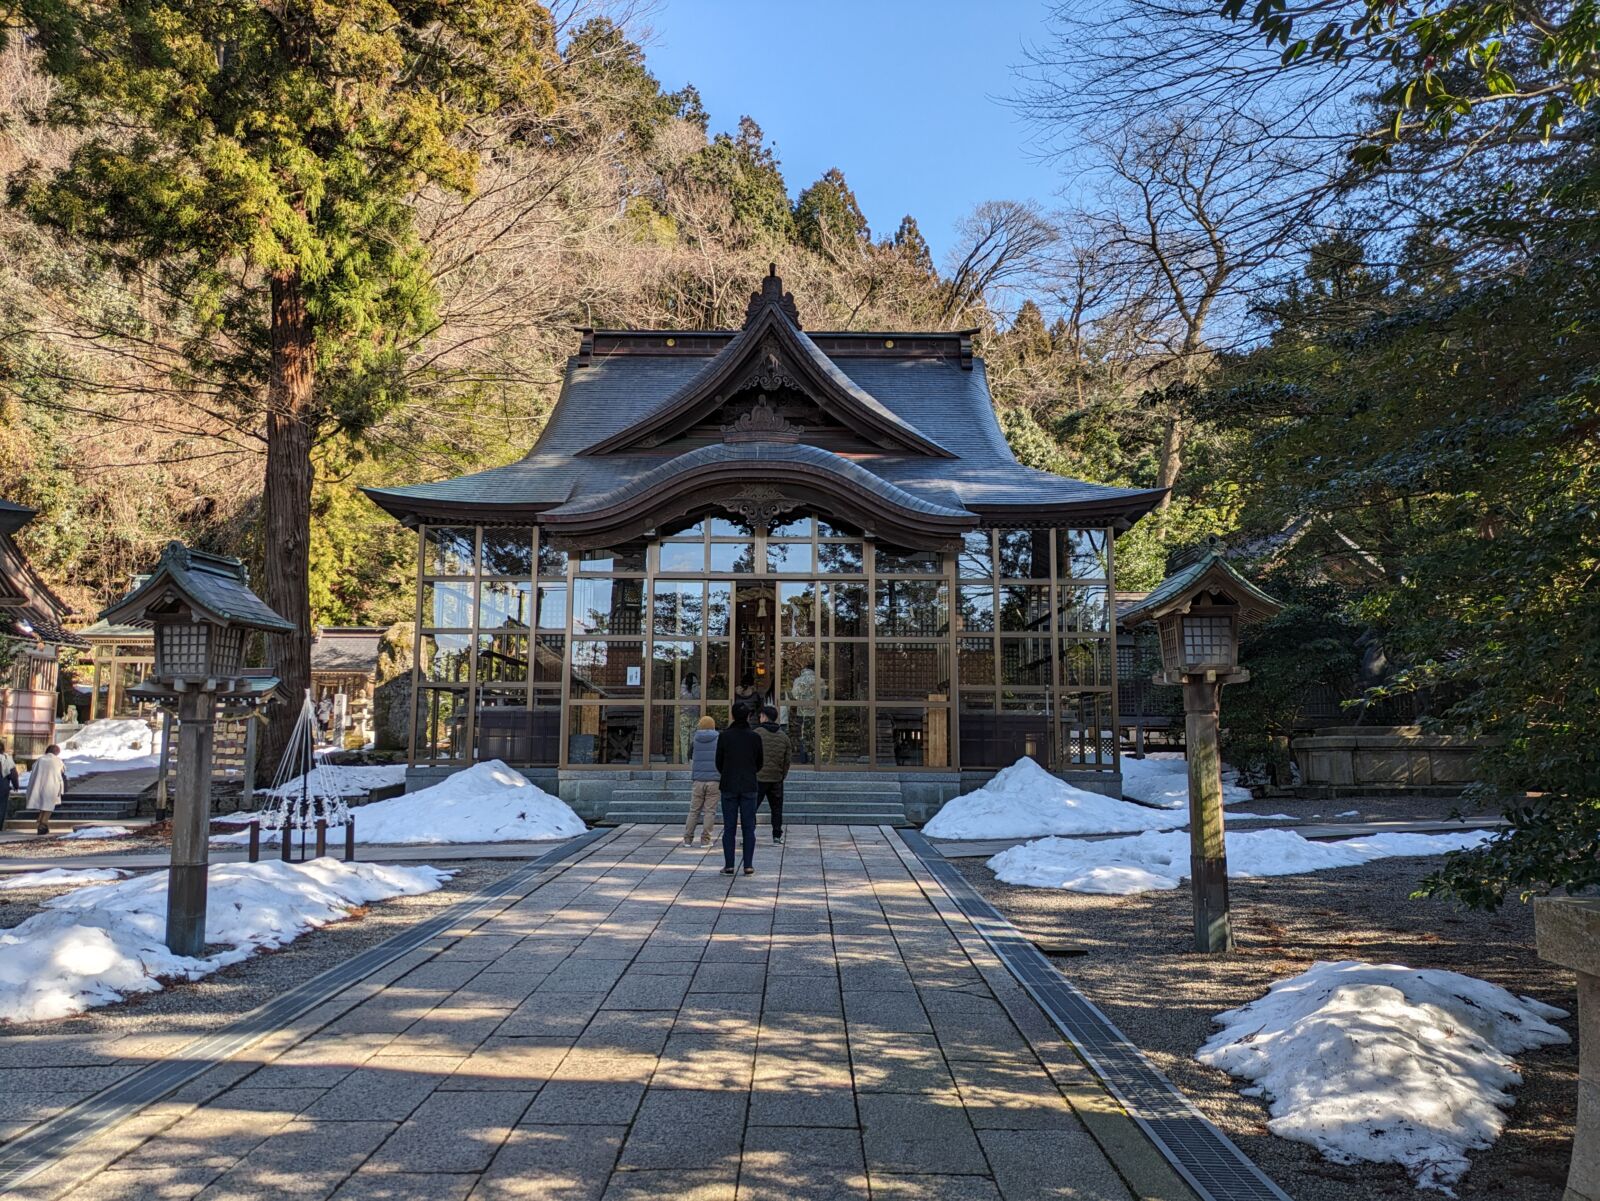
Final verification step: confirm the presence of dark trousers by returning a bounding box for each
[721,791,758,869]
[757,780,784,840]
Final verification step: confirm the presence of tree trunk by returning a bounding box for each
[1155,412,1183,513]
[261,268,315,777]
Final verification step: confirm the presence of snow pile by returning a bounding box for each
[1120,752,1253,809]
[923,758,1187,839]
[987,827,1492,894]
[0,858,449,1023]
[59,825,132,840]
[265,763,407,799]
[216,760,586,847]
[1198,961,1570,1191]
[52,719,163,779]
[0,867,129,892]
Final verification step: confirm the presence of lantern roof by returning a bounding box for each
[99,541,295,633]
[1119,542,1282,628]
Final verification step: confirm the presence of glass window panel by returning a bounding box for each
[784,708,817,765]
[820,707,867,766]
[875,707,950,767]
[827,583,868,637]
[959,688,997,712]
[779,582,817,639]
[537,541,568,579]
[709,542,756,573]
[1058,586,1111,633]
[566,705,645,765]
[532,633,564,685]
[480,528,533,577]
[996,528,1051,579]
[704,641,730,700]
[706,583,732,637]
[476,632,528,683]
[768,516,813,538]
[767,541,815,574]
[651,640,699,701]
[567,639,645,700]
[959,531,994,579]
[659,542,706,573]
[421,582,475,629]
[823,642,869,702]
[571,578,644,635]
[958,637,996,688]
[649,705,704,766]
[652,581,705,637]
[479,580,532,630]
[710,516,754,537]
[958,584,995,632]
[874,642,951,700]
[998,584,1051,633]
[875,545,943,574]
[817,518,861,538]
[577,542,646,573]
[817,542,864,573]
[1059,638,1113,687]
[1060,692,1116,767]
[536,586,567,631]
[663,519,707,539]
[416,687,467,760]
[424,527,475,576]
[420,633,472,683]
[780,642,817,702]
[1058,528,1110,580]
[1000,637,1054,688]
[874,580,949,637]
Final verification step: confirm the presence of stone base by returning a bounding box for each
[1536,897,1600,1201]
[1292,725,1486,789]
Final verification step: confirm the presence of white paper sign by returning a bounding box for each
[627,666,642,686]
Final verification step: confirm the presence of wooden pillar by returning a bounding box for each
[1183,676,1232,953]
[167,687,216,957]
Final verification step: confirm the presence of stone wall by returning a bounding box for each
[1291,725,1482,791]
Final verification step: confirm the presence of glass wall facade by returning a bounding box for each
[410,515,1117,773]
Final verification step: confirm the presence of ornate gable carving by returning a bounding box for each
[722,397,803,444]
[738,341,800,394]
[723,485,799,527]
[745,263,801,327]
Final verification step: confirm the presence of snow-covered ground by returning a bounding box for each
[1198,961,1570,1192]
[59,825,132,840]
[214,760,587,847]
[0,858,449,1023]
[31,719,165,781]
[987,827,1492,894]
[264,763,408,799]
[923,758,1190,840]
[1120,752,1253,809]
[0,867,129,892]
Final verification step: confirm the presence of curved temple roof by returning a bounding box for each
[366,270,1167,536]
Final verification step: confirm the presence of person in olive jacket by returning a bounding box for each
[715,702,763,875]
[754,705,792,845]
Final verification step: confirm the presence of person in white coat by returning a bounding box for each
[25,744,65,834]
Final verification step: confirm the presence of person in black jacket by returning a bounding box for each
[715,702,764,875]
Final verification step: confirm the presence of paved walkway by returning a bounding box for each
[18,825,1192,1201]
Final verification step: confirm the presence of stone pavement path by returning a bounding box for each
[36,825,1179,1201]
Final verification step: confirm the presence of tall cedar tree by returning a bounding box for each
[5,1,558,766]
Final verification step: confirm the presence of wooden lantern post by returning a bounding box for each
[1120,538,1281,954]
[99,543,293,957]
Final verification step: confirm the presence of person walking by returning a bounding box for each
[0,740,18,827]
[715,701,763,876]
[685,714,720,847]
[26,744,66,835]
[754,705,791,845]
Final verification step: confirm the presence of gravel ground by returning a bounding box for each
[1226,792,1502,825]
[0,857,524,1049]
[953,853,1578,1201]
[0,833,170,860]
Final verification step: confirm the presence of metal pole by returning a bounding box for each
[344,816,355,862]
[315,818,327,859]
[166,687,216,957]
[1183,676,1232,954]
[248,820,260,863]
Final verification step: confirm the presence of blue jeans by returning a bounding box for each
[721,791,758,869]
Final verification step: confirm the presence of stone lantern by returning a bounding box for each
[100,543,293,956]
[1120,537,1281,953]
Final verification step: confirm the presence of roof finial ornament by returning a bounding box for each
[745,264,801,329]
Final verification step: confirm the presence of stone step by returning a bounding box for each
[15,797,140,820]
[600,812,911,827]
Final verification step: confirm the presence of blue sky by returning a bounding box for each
[643,0,1064,266]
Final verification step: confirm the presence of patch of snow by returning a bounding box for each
[0,859,449,1024]
[1333,809,1361,818]
[214,760,586,847]
[0,867,129,891]
[1120,752,1253,809]
[986,827,1492,894]
[1198,961,1570,1192]
[1226,813,1299,822]
[27,719,165,781]
[922,758,1187,840]
[59,825,132,840]
[265,763,408,799]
